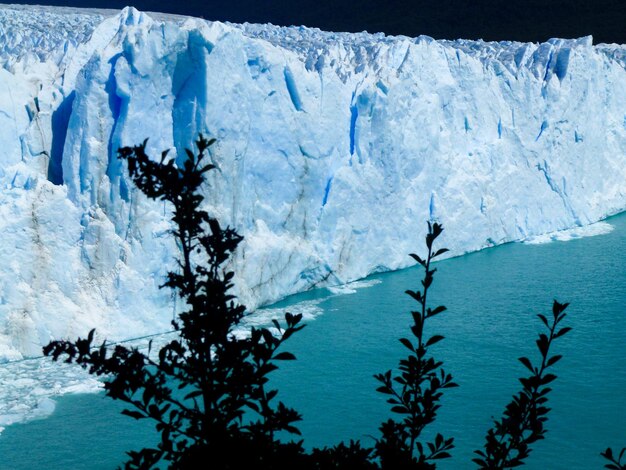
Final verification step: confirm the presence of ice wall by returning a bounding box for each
[1,5,626,359]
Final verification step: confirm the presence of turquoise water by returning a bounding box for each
[1,216,626,468]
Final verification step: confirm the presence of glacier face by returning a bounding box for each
[1,5,626,360]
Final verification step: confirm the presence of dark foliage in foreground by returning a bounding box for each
[44,136,308,469]
[42,134,624,468]
[373,222,456,468]
[473,301,570,468]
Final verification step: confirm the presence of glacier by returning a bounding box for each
[0,4,626,361]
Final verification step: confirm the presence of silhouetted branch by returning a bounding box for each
[44,135,307,468]
[473,300,570,469]
[602,447,626,470]
[373,222,456,468]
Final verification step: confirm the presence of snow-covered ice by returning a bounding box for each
[0,4,626,363]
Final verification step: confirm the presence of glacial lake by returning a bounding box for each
[1,214,625,469]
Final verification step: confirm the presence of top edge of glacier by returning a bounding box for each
[0,3,187,21]
[0,3,622,51]
[2,3,624,77]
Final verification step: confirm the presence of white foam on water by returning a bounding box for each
[327,279,383,295]
[234,298,328,339]
[522,221,614,245]
[0,330,184,432]
[0,276,387,431]
[0,356,102,431]
[0,296,328,431]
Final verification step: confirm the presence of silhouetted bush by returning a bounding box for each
[44,136,308,469]
[373,222,455,468]
[43,135,624,469]
[473,300,570,468]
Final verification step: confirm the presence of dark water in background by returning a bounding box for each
[1,215,625,469]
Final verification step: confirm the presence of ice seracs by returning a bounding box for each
[0,4,625,360]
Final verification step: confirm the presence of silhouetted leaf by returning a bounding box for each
[540,373,557,385]
[554,327,572,339]
[518,356,534,373]
[427,305,447,317]
[426,335,445,347]
[552,300,569,316]
[409,253,426,266]
[406,289,423,303]
[536,333,549,357]
[399,338,414,352]
[546,354,562,368]
[391,406,409,414]
[121,409,145,420]
[274,352,296,361]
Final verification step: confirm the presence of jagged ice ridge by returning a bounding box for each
[0,4,626,361]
